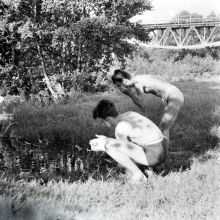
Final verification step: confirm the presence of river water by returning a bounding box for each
[0,137,110,182]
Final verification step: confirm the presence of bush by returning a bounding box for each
[125,49,219,81]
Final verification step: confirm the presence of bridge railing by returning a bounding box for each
[147,16,220,25]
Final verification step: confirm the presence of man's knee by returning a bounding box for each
[161,116,173,135]
[105,140,122,152]
[176,93,184,109]
[162,113,174,124]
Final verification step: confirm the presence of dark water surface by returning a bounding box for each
[0,138,110,182]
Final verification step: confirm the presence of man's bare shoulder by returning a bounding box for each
[115,120,132,139]
[119,111,155,126]
[117,111,142,128]
[120,111,142,118]
[116,121,132,130]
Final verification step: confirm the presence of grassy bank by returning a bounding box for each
[0,148,219,220]
[10,81,220,177]
[13,81,220,146]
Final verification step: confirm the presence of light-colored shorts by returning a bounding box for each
[142,140,166,167]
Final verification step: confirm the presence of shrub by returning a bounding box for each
[125,50,218,81]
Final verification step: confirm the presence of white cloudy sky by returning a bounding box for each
[132,0,220,24]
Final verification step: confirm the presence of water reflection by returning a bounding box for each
[1,131,217,182]
[0,137,104,182]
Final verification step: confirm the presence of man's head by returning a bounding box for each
[112,69,132,86]
[93,99,119,127]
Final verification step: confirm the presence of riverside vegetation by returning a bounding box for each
[1,1,220,218]
[1,51,220,219]
[0,80,215,179]
[12,79,220,172]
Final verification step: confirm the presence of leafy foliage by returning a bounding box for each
[125,47,219,81]
[0,0,152,94]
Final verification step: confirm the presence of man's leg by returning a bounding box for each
[105,140,149,182]
[161,95,184,161]
[106,148,147,182]
[161,107,177,163]
[105,139,165,181]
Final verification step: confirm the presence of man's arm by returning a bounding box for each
[115,121,132,142]
[121,87,147,114]
[115,121,143,142]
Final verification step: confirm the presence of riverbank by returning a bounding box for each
[0,79,220,219]
[0,147,219,220]
[0,80,219,182]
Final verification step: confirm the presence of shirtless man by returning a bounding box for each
[112,69,184,160]
[91,99,165,183]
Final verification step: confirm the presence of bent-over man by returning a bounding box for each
[112,69,184,160]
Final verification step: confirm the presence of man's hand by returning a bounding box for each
[89,135,107,152]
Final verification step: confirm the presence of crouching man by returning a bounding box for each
[91,99,166,183]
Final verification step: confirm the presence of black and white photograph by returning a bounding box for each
[0,0,220,219]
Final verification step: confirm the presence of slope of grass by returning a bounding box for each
[0,148,219,220]
[7,81,219,179]
[13,81,220,148]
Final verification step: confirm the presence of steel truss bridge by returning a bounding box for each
[142,17,220,49]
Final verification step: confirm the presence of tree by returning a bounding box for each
[0,0,152,98]
[206,11,218,20]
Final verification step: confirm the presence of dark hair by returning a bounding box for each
[93,99,119,119]
[112,69,131,84]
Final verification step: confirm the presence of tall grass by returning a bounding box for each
[0,148,219,220]
[13,82,219,146]
[125,52,219,81]
[9,81,220,179]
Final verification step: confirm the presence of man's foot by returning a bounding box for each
[124,170,132,179]
[144,167,154,177]
[145,169,154,177]
[129,174,147,183]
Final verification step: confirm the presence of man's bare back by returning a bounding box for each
[112,69,184,162]
[125,74,182,104]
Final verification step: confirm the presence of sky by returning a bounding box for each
[131,0,220,24]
